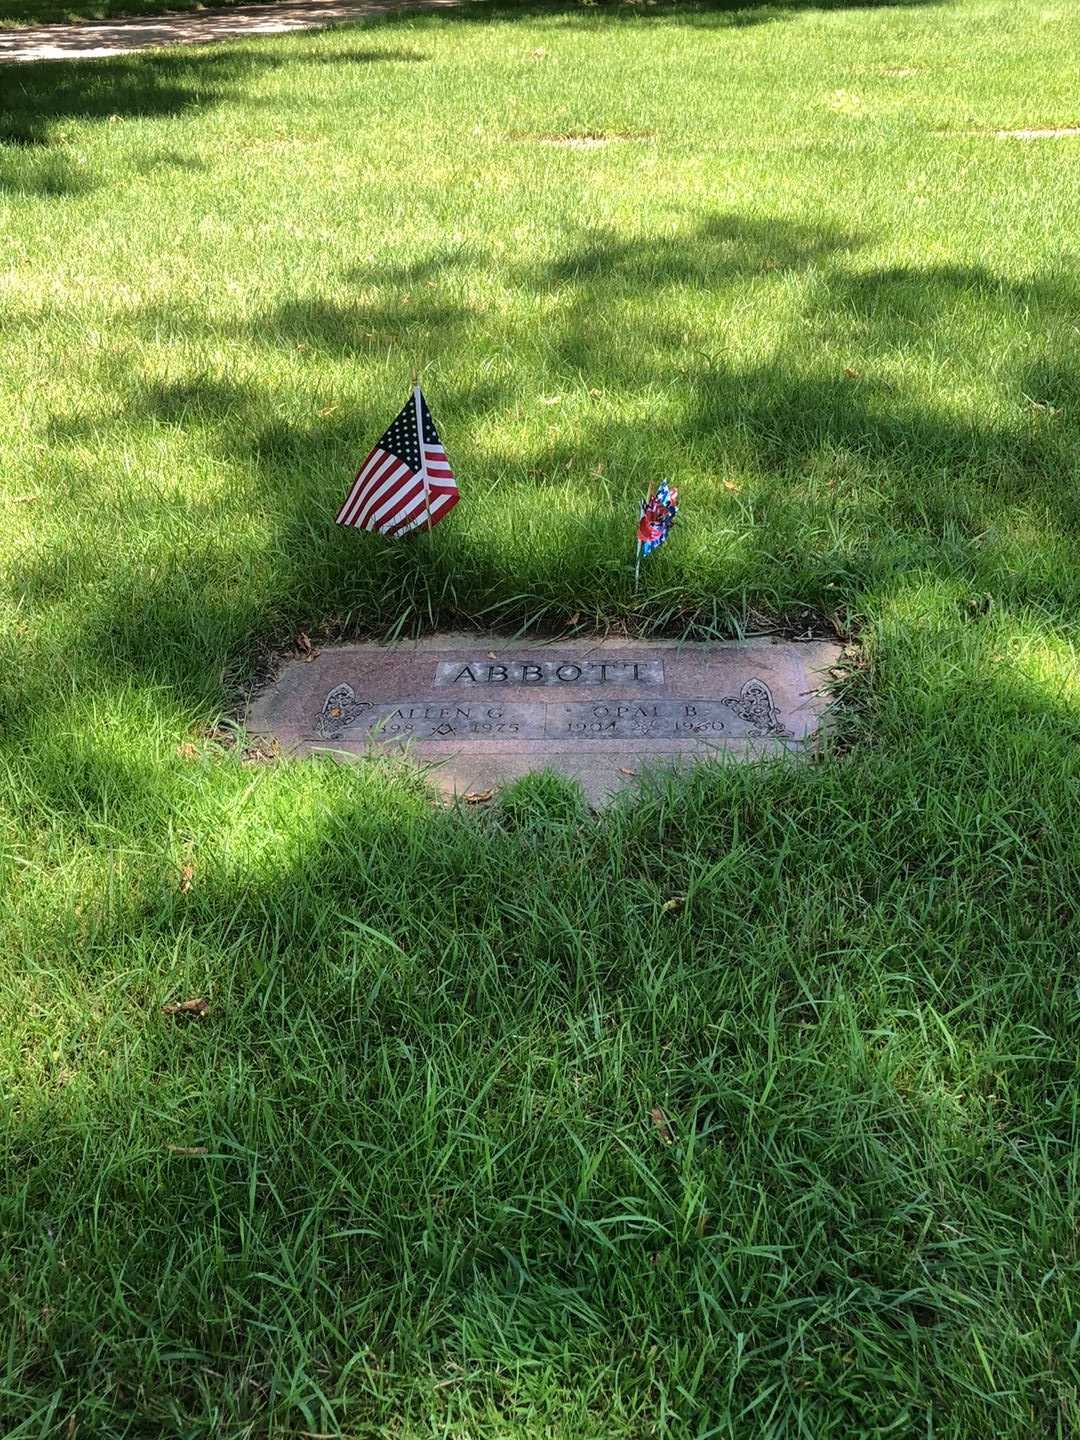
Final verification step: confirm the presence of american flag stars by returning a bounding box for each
[335,386,459,538]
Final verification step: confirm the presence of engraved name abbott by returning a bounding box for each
[433,658,664,687]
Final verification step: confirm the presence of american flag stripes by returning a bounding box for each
[336,387,459,537]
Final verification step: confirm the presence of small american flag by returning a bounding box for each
[336,386,459,537]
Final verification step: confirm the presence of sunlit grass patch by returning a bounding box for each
[2,1,1080,1436]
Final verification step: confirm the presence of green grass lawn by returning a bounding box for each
[3,1,1080,1434]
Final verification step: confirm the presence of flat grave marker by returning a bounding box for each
[249,635,843,803]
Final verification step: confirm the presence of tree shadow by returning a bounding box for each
[0,0,946,29]
[542,213,862,288]
[11,209,1080,723]
[6,192,1080,1436]
[6,639,1078,1433]
[0,44,282,151]
[382,0,946,27]
[0,145,96,195]
[260,298,475,359]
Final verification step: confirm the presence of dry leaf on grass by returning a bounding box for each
[540,395,562,406]
[463,789,495,805]
[1023,394,1063,418]
[162,997,209,1018]
[10,494,39,504]
[167,1145,208,1157]
[649,1106,674,1145]
[722,479,741,493]
[529,47,547,59]
[843,367,863,380]
[177,742,198,761]
[296,630,312,654]
[619,767,636,776]
[241,737,281,764]
[179,864,194,894]
[661,896,685,915]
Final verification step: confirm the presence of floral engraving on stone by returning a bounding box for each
[720,678,790,738]
[315,683,373,740]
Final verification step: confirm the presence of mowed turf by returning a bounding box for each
[2,1,1080,1435]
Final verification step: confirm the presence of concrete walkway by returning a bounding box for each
[0,0,459,63]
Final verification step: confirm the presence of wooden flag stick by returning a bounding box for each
[411,368,431,534]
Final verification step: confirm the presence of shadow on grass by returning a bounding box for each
[0,0,948,30]
[5,653,1079,1433]
[7,211,1080,730]
[393,0,947,24]
[0,33,431,195]
[262,299,476,359]
[4,207,1078,1440]
[0,45,282,154]
[0,145,96,194]
[543,213,862,288]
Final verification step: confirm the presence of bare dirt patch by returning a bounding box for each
[994,126,1080,139]
[535,131,654,150]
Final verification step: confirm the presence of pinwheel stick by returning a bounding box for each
[635,481,656,593]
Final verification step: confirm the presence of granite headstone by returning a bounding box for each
[249,635,843,803]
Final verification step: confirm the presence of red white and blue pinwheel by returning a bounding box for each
[635,483,679,586]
